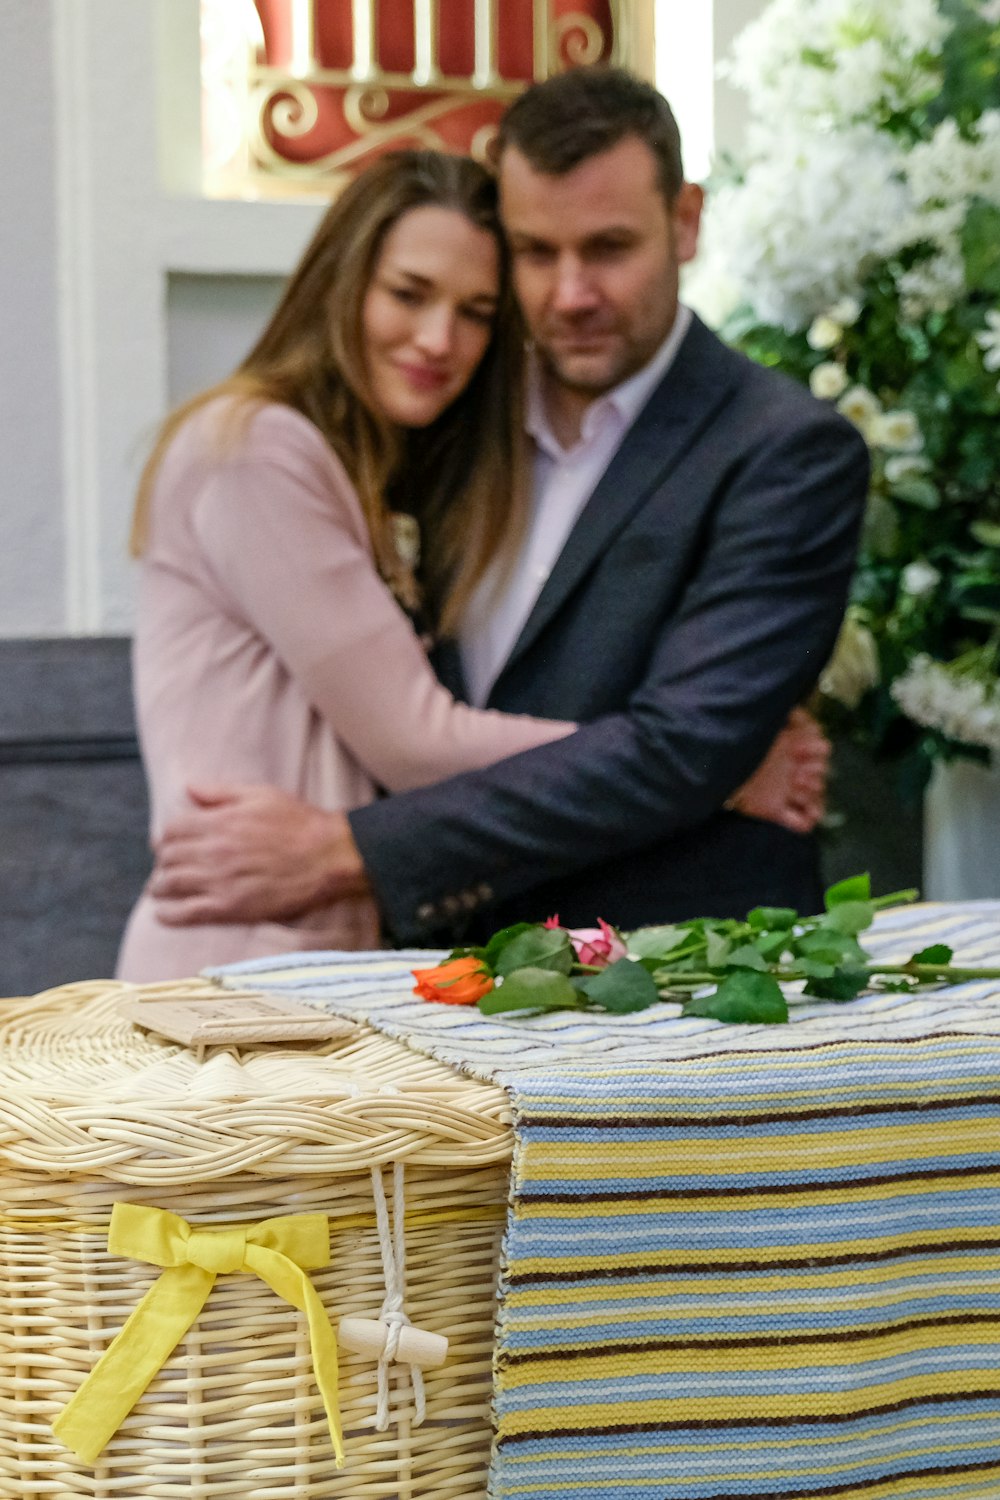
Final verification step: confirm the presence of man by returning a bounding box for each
[151,68,868,941]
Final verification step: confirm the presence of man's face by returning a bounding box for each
[499,135,702,399]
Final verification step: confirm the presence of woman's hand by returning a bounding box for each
[726,707,830,834]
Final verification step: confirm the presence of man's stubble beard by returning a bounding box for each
[535,339,635,401]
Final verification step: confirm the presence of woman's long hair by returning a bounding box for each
[130,150,526,636]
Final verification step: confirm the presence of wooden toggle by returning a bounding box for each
[337,1316,448,1369]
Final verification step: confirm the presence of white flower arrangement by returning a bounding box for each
[892,653,1000,754]
[690,0,1000,779]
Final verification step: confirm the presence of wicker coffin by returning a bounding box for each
[0,977,512,1499]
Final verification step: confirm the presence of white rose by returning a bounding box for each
[885,453,930,484]
[807,315,843,350]
[827,297,862,327]
[819,614,881,709]
[837,385,882,441]
[901,560,941,597]
[809,362,849,400]
[872,409,924,452]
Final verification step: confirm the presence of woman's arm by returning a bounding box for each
[190,413,574,793]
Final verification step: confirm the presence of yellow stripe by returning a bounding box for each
[520,1119,999,1177]
[510,1230,1000,1278]
[496,1370,1000,1437]
[515,1171,1000,1218]
[504,1254,1000,1305]
[510,1282,997,1330]
[499,1324,1000,1390]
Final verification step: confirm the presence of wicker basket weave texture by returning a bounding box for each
[0,979,513,1499]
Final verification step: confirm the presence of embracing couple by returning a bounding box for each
[118,67,869,982]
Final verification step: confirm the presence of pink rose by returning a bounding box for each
[543,915,626,968]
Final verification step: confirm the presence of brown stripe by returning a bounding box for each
[520,1160,1000,1204]
[504,1235,1000,1285]
[517,1093,1000,1131]
[498,1311,1000,1368]
[497,1389,1000,1443]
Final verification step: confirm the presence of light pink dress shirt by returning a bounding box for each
[460,306,693,707]
[117,399,572,981]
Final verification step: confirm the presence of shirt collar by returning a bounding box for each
[526,302,693,459]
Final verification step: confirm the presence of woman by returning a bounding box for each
[118,151,824,981]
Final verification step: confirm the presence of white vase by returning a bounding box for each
[923,757,1000,900]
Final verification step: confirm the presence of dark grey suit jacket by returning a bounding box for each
[349,314,870,941]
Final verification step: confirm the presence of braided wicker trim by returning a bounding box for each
[0,980,512,1182]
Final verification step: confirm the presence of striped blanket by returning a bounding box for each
[216,902,1000,1500]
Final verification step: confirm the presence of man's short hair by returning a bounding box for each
[497,67,685,204]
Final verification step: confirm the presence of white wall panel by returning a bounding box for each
[0,1,66,635]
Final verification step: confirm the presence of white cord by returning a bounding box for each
[371,1161,426,1429]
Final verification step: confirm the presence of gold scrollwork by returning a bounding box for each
[342,85,392,134]
[550,11,606,70]
[267,79,321,140]
[249,81,324,177]
[249,79,481,180]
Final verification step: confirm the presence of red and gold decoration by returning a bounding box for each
[204,0,652,196]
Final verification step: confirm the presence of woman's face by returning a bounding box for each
[362,204,500,427]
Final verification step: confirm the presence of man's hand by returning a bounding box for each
[150,784,369,926]
[727,708,831,834]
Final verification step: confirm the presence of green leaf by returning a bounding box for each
[705,930,733,969]
[969,521,1000,549]
[890,477,940,510]
[793,928,868,967]
[723,944,769,971]
[825,874,871,909]
[482,923,536,969]
[625,924,692,960]
[798,958,836,979]
[578,958,660,1013]
[478,968,580,1013]
[963,199,1000,297]
[803,966,871,1001]
[823,900,876,936]
[682,971,788,1025]
[754,929,795,961]
[911,943,955,967]
[748,906,798,930]
[492,927,573,978]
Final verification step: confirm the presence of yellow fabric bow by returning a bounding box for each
[53,1203,344,1466]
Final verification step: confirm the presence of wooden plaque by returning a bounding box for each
[122,991,357,1046]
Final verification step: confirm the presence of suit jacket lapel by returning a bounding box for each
[493,316,742,685]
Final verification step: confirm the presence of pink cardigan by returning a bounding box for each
[117,400,572,980]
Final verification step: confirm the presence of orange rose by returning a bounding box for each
[412,955,494,1005]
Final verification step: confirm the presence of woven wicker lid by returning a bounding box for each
[0,977,511,1183]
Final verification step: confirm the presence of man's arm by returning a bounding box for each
[346,410,868,939]
[150,707,830,923]
[150,784,367,925]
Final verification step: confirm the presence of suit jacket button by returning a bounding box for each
[460,889,479,911]
[441,895,462,917]
[476,883,494,903]
[416,903,436,923]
